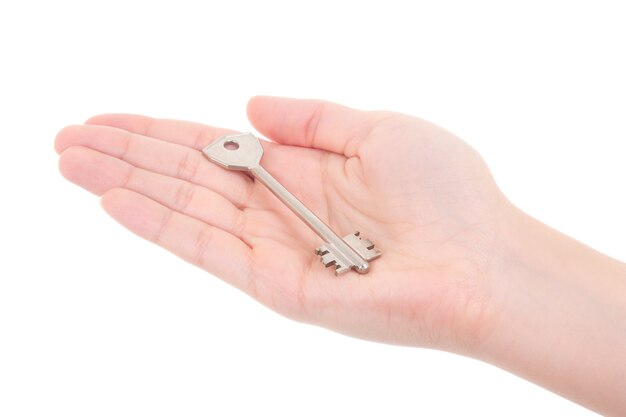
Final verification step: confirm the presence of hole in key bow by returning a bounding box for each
[223,140,239,151]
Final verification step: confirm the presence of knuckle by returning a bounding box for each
[154,210,174,244]
[175,150,201,181]
[193,125,215,150]
[173,182,196,212]
[303,102,324,147]
[192,226,214,268]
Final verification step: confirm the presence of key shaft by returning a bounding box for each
[250,165,369,273]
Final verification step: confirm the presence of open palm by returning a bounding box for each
[56,96,508,352]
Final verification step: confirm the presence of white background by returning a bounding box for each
[1,1,624,416]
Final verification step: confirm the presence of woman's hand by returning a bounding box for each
[56,96,626,416]
[55,96,507,351]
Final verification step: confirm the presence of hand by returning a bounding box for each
[56,96,626,416]
[55,96,507,351]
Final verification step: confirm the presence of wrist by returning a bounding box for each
[477,206,626,415]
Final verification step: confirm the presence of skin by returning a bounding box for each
[55,96,626,416]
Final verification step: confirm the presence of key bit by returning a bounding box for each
[343,232,382,261]
[317,246,351,275]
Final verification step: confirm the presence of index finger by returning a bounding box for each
[86,114,235,150]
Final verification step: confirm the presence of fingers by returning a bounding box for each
[86,114,235,150]
[101,188,253,291]
[58,146,245,239]
[55,124,253,208]
[86,97,379,158]
[246,96,377,157]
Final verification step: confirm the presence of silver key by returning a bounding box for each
[202,133,381,275]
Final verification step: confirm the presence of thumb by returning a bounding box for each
[247,96,374,156]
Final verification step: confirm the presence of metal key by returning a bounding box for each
[202,133,381,275]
